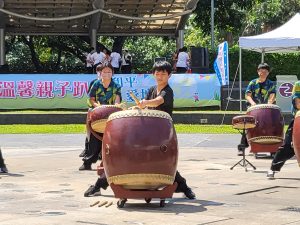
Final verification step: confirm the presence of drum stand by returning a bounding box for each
[231,126,256,171]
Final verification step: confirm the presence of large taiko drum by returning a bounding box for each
[246,104,284,145]
[293,111,300,167]
[89,105,123,133]
[102,109,178,190]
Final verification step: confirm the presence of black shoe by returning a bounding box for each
[184,188,196,199]
[0,165,8,173]
[79,149,87,157]
[84,185,101,197]
[79,163,92,171]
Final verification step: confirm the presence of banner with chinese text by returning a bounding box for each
[0,73,220,109]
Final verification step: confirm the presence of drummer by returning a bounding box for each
[238,63,276,155]
[79,63,122,170]
[137,61,196,199]
[79,70,101,158]
[84,61,196,200]
[267,81,300,179]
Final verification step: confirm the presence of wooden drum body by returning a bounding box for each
[246,104,284,153]
[89,105,123,133]
[102,109,178,190]
[293,111,300,167]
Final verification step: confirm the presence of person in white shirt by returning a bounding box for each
[91,47,106,72]
[176,46,190,73]
[110,50,121,74]
[85,47,95,74]
[121,49,132,74]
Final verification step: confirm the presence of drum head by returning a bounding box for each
[108,109,173,122]
[247,104,281,113]
[91,119,107,133]
[232,115,256,130]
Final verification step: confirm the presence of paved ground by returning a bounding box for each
[1,134,300,225]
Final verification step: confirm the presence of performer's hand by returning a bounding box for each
[128,106,139,110]
[137,99,147,109]
[251,102,257,106]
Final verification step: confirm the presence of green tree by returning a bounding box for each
[245,0,300,35]
[193,0,255,46]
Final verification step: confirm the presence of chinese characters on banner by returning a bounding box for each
[0,73,220,109]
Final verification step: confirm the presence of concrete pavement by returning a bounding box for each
[1,134,300,225]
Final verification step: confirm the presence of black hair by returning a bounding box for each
[181,46,187,52]
[96,63,114,74]
[257,63,270,71]
[152,61,172,75]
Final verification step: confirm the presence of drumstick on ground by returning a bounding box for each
[105,201,113,207]
[90,200,100,207]
[129,91,140,105]
[98,200,108,207]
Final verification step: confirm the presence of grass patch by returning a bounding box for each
[0,124,86,134]
[0,124,239,134]
[175,124,239,134]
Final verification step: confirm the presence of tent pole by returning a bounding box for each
[239,48,242,112]
[261,49,265,63]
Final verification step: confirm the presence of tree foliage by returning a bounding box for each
[4,1,300,74]
[193,0,254,45]
[244,0,300,35]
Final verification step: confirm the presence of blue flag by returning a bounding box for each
[214,41,229,85]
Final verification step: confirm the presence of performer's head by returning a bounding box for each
[152,61,172,86]
[96,63,114,81]
[257,63,270,80]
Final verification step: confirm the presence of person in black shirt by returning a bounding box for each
[138,61,195,199]
[84,61,196,199]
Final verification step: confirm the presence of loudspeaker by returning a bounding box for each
[190,47,209,68]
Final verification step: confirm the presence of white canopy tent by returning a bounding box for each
[238,13,300,111]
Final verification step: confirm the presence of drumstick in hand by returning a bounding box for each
[129,91,140,105]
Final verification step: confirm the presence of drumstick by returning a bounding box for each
[98,200,108,207]
[129,91,140,105]
[105,201,113,207]
[90,200,100,207]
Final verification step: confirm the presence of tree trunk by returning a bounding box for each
[112,36,126,54]
[21,36,43,73]
[54,48,62,72]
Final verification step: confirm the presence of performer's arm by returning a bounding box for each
[90,97,100,108]
[268,93,276,104]
[114,95,121,104]
[138,96,164,108]
[245,93,256,106]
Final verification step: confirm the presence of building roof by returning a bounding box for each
[0,0,198,37]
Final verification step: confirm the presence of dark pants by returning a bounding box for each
[174,171,190,193]
[82,132,103,166]
[0,149,5,168]
[176,67,187,73]
[94,170,190,193]
[113,67,120,74]
[86,67,93,74]
[121,65,131,74]
[271,119,295,172]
